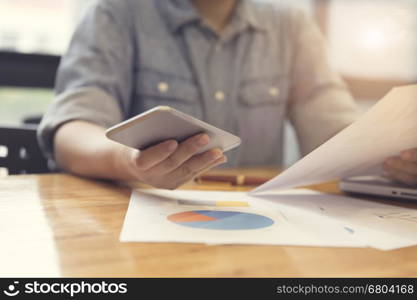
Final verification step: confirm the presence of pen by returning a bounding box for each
[195,174,271,186]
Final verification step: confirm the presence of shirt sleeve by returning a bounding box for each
[37,0,134,162]
[287,10,361,156]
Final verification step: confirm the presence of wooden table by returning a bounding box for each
[1,169,416,277]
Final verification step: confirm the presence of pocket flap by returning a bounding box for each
[239,75,288,106]
[137,69,199,103]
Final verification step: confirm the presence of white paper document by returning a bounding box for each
[120,189,417,250]
[251,85,417,195]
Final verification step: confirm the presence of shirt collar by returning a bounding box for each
[236,0,267,32]
[158,0,267,33]
[157,0,200,33]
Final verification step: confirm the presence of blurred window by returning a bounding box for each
[0,0,90,55]
[0,87,53,125]
[327,0,417,81]
[0,0,90,125]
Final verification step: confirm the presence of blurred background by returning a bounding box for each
[0,0,416,171]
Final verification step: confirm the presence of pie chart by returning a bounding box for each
[167,210,274,230]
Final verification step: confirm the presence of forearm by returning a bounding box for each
[54,120,136,180]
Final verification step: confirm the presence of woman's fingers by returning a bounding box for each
[146,133,210,175]
[384,156,417,185]
[133,140,178,171]
[161,152,228,189]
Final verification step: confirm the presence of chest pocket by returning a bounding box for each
[239,74,289,107]
[136,68,201,116]
[235,75,289,164]
[237,74,289,126]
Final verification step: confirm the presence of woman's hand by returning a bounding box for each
[383,148,417,186]
[122,133,227,189]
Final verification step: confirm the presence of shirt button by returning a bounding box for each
[269,87,279,97]
[158,82,169,93]
[214,91,225,102]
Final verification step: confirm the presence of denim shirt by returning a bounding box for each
[38,0,360,167]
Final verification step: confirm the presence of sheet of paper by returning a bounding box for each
[256,191,417,250]
[250,85,417,195]
[120,189,417,250]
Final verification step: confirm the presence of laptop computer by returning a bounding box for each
[340,175,417,201]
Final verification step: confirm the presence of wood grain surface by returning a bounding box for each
[0,169,416,277]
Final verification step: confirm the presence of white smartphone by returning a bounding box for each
[105,106,241,154]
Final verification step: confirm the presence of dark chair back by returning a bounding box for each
[0,51,59,175]
[0,51,60,88]
[0,125,49,175]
